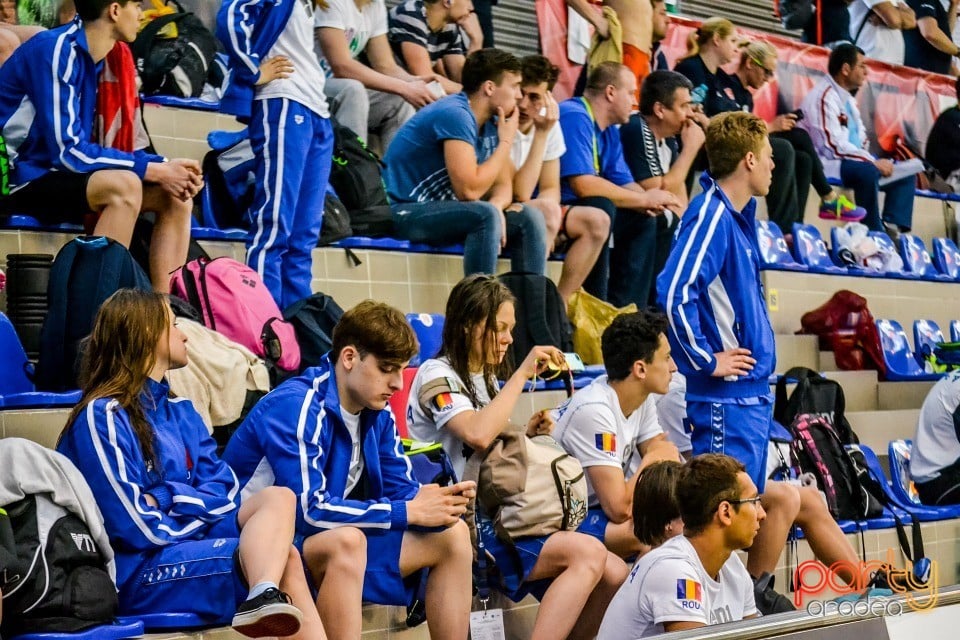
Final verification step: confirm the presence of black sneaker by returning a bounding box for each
[753,572,796,615]
[232,587,303,638]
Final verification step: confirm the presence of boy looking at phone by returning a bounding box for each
[553,310,682,558]
[224,301,475,640]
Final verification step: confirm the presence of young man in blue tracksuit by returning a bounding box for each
[0,0,201,292]
[656,111,860,589]
[217,0,333,309]
[224,301,475,640]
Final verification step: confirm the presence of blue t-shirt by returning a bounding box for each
[383,92,497,203]
[558,97,635,204]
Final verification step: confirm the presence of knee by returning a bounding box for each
[261,486,297,513]
[473,202,501,230]
[98,170,143,212]
[444,519,472,556]
[762,482,801,519]
[537,200,563,234]
[328,528,367,564]
[333,78,367,105]
[574,536,608,583]
[583,206,611,242]
[796,486,829,521]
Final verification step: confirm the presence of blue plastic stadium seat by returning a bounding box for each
[913,319,945,365]
[847,443,945,524]
[141,94,220,111]
[406,313,444,367]
[755,220,806,271]
[898,235,953,282]
[10,620,144,640]
[888,439,960,519]
[116,612,216,631]
[191,226,247,241]
[828,228,884,277]
[338,236,411,251]
[0,313,80,408]
[790,224,847,274]
[580,364,606,380]
[0,214,83,233]
[932,237,960,281]
[952,320,960,342]
[868,232,917,279]
[874,318,940,381]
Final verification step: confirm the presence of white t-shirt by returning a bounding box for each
[552,376,663,507]
[849,0,906,65]
[341,409,365,494]
[406,357,495,478]
[256,0,330,117]
[911,371,960,482]
[656,373,690,454]
[597,535,758,640]
[314,0,389,76]
[510,123,567,169]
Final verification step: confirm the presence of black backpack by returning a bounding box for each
[775,366,859,445]
[330,122,389,214]
[788,413,882,521]
[131,2,222,98]
[498,273,574,365]
[319,193,353,246]
[283,293,345,371]
[35,237,152,391]
[0,495,118,636]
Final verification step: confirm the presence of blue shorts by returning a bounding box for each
[687,398,773,493]
[118,517,245,622]
[477,516,552,602]
[576,507,609,544]
[296,529,422,607]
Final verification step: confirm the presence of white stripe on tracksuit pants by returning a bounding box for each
[246,97,333,309]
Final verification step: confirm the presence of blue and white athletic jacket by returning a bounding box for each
[223,356,420,535]
[57,379,240,588]
[216,0,295,122]
[0,19,164,188]
[656,173,776,401]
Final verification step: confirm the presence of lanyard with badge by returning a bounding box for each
[469,508,506,640]
[579,97,601,175]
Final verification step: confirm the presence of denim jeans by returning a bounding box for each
[840,159,916,231]
[392,200,547,275]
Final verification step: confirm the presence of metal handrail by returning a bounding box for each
[654,585,960,640]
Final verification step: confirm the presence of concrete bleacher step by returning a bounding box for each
[821,370,878,412]
[847,408,920,453]
[878,380,937,411]
[763,269,960,336]
[774,334,820,372]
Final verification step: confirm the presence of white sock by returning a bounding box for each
[246,581,278,602]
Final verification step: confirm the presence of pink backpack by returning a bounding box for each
[170,257,301,371]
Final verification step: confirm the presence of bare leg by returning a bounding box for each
[555,205,610,303]
[236,486,326,640]
[87,169,142,247]
[523,531,607,640]
[568,551,628,640]
[746,480,800,578]
[795,486,858,584]
[142,184,192,293]
[399,520,473,640]
[529,197,563,248]
[603,518,649,558]
[302,528,366,640]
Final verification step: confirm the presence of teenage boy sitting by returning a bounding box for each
[0,0,199,292]
[512,54,610,304]
[223,301,475,640]
[598,454,762,638]
[553,310,682,558]
[384,48,547,278]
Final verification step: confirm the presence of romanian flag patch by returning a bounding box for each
[594,433,616,452]
[432,393,454,412]
[676,579,702,602]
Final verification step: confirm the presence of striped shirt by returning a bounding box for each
[388,0,464,63]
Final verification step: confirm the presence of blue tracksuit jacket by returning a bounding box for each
[57,379,240,589]
[223,356,420,535]
[656,173,776,401]
[0,19,163,188]
[216,0,295,122]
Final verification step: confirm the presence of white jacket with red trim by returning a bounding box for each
[798,75,874,179]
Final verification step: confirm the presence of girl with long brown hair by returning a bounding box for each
[406,274,628,640]
[57,289,325,639]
